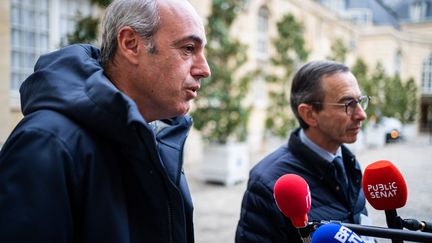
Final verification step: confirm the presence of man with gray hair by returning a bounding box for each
[236,60,369,242]
[0,0,210,242]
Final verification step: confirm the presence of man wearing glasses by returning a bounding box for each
[236,60,370,242]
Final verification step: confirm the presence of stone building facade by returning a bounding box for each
[1,0,431,150]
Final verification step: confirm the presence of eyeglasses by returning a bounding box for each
[312,95,370,116]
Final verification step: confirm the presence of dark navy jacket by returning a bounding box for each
[235,128,367,242]
[0,44,195,243]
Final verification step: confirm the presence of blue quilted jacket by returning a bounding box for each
[235,128,367,242]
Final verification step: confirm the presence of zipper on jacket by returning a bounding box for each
[142,120,191,243]
[136,125,175,243]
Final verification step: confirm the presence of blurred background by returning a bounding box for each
[1,0,431,242]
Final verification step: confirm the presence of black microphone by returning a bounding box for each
[402,218,432,233]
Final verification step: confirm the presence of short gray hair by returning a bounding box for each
[290,60,350,129]
[100,0,160,67]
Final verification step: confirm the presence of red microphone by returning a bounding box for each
[274,174,312,243]
[362,160,407,210]
[362,160,407,243]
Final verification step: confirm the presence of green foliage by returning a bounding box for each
[90,0,111,7]
[327,38,348,63]
[403,78,418,122]
[352,58,418,124]
[354,61,388,119]
[351,58,368,84]
[366,62,387,119]
[382,74,405,120]
[191,0,252,144]
[63,0,111,46]
[64,14,99,46]
[352,58,373,119]
[265,14,308,137]
[382,74,417,123]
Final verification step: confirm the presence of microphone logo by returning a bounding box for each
[366,182,398,199]
[312,223,365,243]
[334,225,363,243]
[362,160,407,210]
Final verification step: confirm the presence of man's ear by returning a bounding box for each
[298,104,318,127]
[117,26,142,65]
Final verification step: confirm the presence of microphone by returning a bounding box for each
[311,223,365,243]
[312,221,432,242]
[362,160,407,243]
[402,218,432,233]
[274,174,312,243]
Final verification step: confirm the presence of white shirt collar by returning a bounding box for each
[299,128,342,162]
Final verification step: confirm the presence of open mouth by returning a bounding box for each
[189,84,200,94]
[186,85,200,98]
[348,126,361,133]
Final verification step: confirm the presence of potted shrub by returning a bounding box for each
[264,14,308,138]
[191,0,252,185]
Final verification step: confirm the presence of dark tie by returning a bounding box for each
[333,156,348,198]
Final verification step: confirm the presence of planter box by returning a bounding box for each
[201,142,249,186]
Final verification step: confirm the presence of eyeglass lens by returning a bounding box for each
[347,96,368,115]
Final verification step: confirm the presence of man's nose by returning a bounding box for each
[192,52,211,79]
[353,103,367,120]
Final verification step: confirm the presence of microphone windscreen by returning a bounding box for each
[362,160,407,210]
[311,223,365,243]
[273,174,311,228]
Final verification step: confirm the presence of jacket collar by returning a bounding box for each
[288,128,363,205]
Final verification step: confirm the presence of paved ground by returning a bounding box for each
[185,134,432,243]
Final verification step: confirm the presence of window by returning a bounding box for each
[422,54,432,94]
[395,50,402,76]
[257,6,269,60]
[9,0,93,107]
[410,0,427,21]
[252,77,268,108]
[348,9,372,25]
[10,0,50,92]
[321,0,346,13]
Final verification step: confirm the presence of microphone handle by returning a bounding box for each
[385,210,403,229]
[300,236,311,243]
[297,228,311,243]
[403,219,423,231]
[385,209,404,243]
[404,219,432,233]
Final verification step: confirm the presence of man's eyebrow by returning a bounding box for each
[337,96,356,103]
[172,35,205,46]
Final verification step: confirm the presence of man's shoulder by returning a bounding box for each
[1,109,114,169]
[249,144,303,187]
[11,110,98,151]
[18,110,82,134]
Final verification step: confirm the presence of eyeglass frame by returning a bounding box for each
[311,95,370,116]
